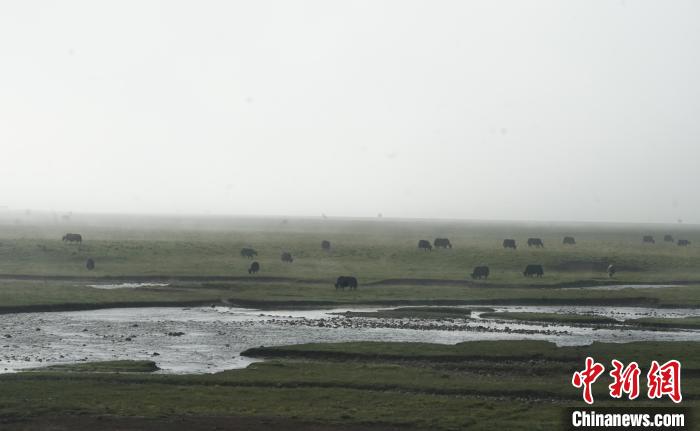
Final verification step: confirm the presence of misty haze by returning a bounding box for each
[1,1,699,223]
[1,2,699,431]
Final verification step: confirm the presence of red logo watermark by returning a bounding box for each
[572,357,682,404]
[609,359,641,400]
[572,357,606,404]
[647,360,682,403]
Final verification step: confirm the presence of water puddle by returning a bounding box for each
[0,305,698,375]
[86,282,170,289]
[567,284,679,291]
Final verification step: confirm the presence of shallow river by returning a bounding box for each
[1,305,699,374]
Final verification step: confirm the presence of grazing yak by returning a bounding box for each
[62,233,82,243]
[248,261,260,274]
[607,264,616,278]
[664,234,675,243]
[335,276,358,290]
[523,264,544,277]
[527,238,544,248]
[678,239,691,247]
[643,235,655,244]
[502,239,517,249]
[321,240,331,251]
[471,266,490,280]
[240,248,258,258]
[281,252,294,263]
[433,238,452,249]
[85,258,95,270]
[418,240,432,251]
[563,236,576,245]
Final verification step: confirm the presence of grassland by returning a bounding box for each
[1,216,699,284]
[1,216,700,311]
[2,279,700,314]
[34,360,160,373]
[2,340,696,430]
[1,215,699,430]
[350,308,689,329]
[480,311,618,325]
[626,317,700,330]
[480,312,700,329]
[337,306,478,319]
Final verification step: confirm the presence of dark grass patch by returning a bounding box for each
[3,340,699,431]
[626,316,700,329]
[30,360,160,373]
[480,312,618,325]
[241,340,700,370]
[336,307,477,319]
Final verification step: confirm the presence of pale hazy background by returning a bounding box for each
[1,1,698,223]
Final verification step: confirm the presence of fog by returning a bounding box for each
[1,1,698,223]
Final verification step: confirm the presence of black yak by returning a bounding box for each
[62,233,82,243]
[281,252,294,263]
[335,276,358,290]
[240,248,258,258]
[563,236,576,245]
[523,264,544,277]
[418,240,432,251]
[502,239,517,249]
[433,238,452,249]
[471,266,490,280]
[527,238,544,248]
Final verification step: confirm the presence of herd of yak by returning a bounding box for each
[61,231,692,290]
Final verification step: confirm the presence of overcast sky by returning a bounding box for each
[1,1,698,223]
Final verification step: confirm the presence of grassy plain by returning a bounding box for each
[480,311,618,325]
[337,306,477,319]
[1,215,699,283]
[2,277,700,313]
[626,316,700,329]
[1,215,699,311]
[1,214,699,430]
[482,312,700,329]
[1,341,697,431]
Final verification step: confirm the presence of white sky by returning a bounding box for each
[1,1,698,223]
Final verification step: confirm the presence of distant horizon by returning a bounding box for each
[0,206,696,228]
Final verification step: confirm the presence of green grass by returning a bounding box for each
[192,282,700,309]
[242,340,700,369]
[1,215,698,429]
[30,360,160,373]
[3,340,698,430]
[3,279,700,312]
[480,311,618,325]
[1,218,699,285]
[626,316,700,329]
[0,280,227,311]
[337,306,476,319]
[1,217,699,311]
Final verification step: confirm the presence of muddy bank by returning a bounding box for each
[0,295,693,316]
[0,273,325,284]
[0,300,226,315]
[226,296,672,311]
[1,273,698,289]
[260,315,570,336]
